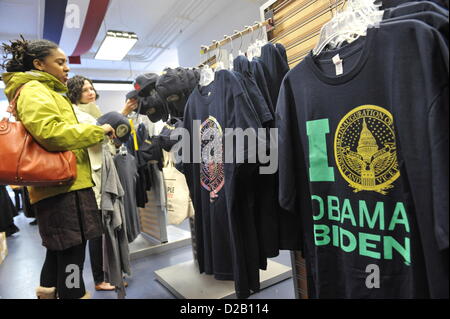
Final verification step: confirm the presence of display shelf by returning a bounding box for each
[129,225,191,260]
[154,259,292,299]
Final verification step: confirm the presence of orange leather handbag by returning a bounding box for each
[0,86,77,186]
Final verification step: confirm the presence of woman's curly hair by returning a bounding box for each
[67,75,99,105]
[1,35,58,72]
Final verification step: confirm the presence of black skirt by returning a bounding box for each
[32,188,103,251]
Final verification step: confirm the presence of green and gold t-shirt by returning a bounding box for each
[276,21,448,298]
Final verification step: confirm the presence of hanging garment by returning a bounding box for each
[101,145,131,297]
[234,52,303,256]
[125,123,152,208]
[114,153,141,243]
[380,0,449,10]
[383,11,449,44]
[383,0,449,18]
[233,55,274,127]
[157,117,184,152]
[251,58,275,113]
[233,54,287,264]
[276,21,448,298]
[259,43,290,109]
[276,43,289,66]
[184,70,264,298]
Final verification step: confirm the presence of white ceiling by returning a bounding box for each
[0,0,267,81]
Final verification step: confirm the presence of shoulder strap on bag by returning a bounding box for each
[6,85,25,117]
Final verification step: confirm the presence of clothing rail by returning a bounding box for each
[200,18,274,55]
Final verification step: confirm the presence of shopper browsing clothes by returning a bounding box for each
[1,37,117,299]
[67,75,137,292]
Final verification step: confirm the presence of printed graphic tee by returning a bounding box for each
[183,70,264,298]
[276,21,448,298]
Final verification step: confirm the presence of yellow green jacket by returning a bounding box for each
[2,71,105,204]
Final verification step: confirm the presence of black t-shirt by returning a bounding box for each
[276,43,289,65]
[114,153,141,243]
[183,70,264,298]
[260,43,290,109]
[380,0,449,9]
[384,0,449,18]
[384,11,449,41]
[276,21,448,298]
[251,57,275,114]
[232,55,274,126]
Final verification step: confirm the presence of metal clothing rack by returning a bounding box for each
[155,18,292,300]
[199,18,274,56]
[127,116,192,262]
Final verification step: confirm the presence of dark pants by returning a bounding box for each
[40,242,87,299]
[12,188,22,211]
[89,236,105,285]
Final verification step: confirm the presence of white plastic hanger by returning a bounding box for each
[214,45,226,72]
[237,31,246,57]
[254,22,268,58]
[120,144,128,156]
[199,47,215,87]
[313,0,382,56]
[227,35,234,70]
[331,0,383,49]
[199,64,215,87]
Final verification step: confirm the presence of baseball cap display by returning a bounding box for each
[126,73,159,100]
[155,67,200,117]
[139,90,169,123]
[97,111,131,143]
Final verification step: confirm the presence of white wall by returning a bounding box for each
[177,1,263,68]
[95,90,130,114]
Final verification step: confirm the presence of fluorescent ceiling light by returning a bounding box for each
[95,30,138,61]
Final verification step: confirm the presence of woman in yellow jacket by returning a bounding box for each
[1,37,116,299]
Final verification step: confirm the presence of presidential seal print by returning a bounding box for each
[200,116,224,202]
[334,105,400,195]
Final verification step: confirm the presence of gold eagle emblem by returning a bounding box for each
[335,106,400,195]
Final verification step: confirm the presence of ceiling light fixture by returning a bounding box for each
[95,30,138,61]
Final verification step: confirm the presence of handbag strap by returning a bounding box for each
[6,85,25,117]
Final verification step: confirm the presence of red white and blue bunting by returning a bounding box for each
[42,0,110,64]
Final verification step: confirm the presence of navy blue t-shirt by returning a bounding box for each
[233,55,274,126]
[384,11,449,42]
[251,57,275,113]
[384,0,449,18]
[380,0,449,9]
[260,43,290,109]
[183,70,265,298]
[276,21,448,298]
